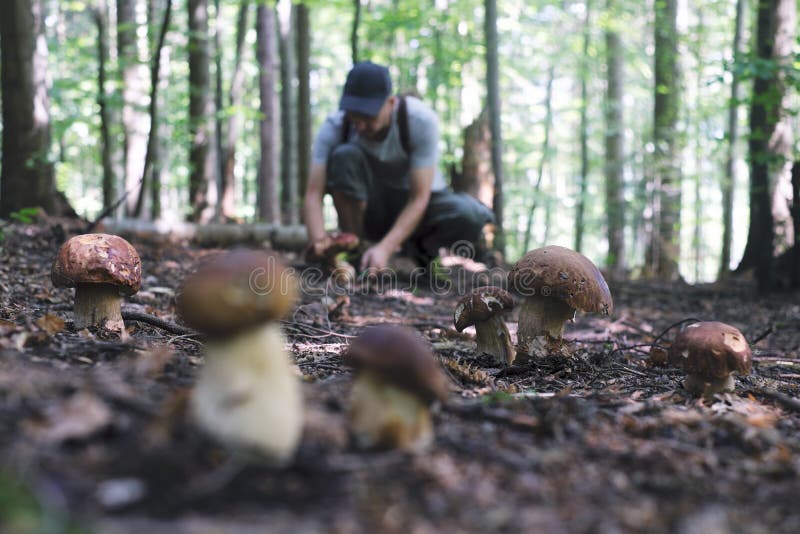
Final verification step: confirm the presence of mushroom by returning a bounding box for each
[345,325,449,452]
[507,245,612,359]
[51,233,142,331]
[668,321,752,396]
[305,232,360,285]
[176,249,302,465]
[454,286,515,365]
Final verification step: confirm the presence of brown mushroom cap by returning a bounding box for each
[345,325,449,404]
[507,245,612,315]
[454,286,514,332]
[668,321,752,378]
[177,249,297,337]
[51,233,142,295]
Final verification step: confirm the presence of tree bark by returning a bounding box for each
[351,0,361,64]
[484,0,505,256]
[94,0,116,213]
[295,2,311,221]
[574,0,591,254]
[0,0,56,217]
[278,0,298,225]
[256,5,280,224]
[188,0,218,223]
[718,0,746,279]
[456,109,494,209]
[117,0,150,217]
[646,0,682,280]
[604,0,626,279]
[220,0,251,220]
[736,0,796,289]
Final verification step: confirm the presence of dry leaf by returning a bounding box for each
[27,392,112,444]
[36,314,65,335]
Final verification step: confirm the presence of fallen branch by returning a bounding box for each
[122,311,197,336]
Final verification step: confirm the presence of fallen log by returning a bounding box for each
[97,218,309,250]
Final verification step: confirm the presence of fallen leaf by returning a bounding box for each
[26,392,113,444]
[35,314,65,335]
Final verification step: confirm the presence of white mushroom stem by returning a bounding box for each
[73,283,124,331]
[474,316,515,366]
[348,370,434,452]
[516,295,576,349]
[191,323,303,466]
[683,373,736,396]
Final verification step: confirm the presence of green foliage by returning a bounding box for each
[0,471,84,534]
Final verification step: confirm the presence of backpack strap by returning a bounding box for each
[339,95,411,156]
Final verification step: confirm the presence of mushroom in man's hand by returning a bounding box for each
[454,286,515,366]
[345,324,449,452]
[668,321,752,397]
[305,232,360,284]
[507,245,613,360]
[177,249,302,465]
[51,233,142,331]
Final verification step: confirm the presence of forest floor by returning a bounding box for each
[1,218,800,534]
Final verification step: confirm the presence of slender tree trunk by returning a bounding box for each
[117,0,150,216]
[604,0,625,279]
[213,0,224,219]
[718,0,746,279]
[256,5,279,223]
[187,0,217,223]
[0,0,56,216]
[95,0,115,212]
[646,0,682,280]
[456,109,494,209]
[220,0,250,220]
[295,2,311,221]
[737,0,796,289]
[522,66,554,254]
[350,0,361,64]
[484,0,505,256]
[133,0,172,219]
[574,0,591,254]
[278,0,297,224]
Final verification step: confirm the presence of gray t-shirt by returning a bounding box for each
[311,96,447,191]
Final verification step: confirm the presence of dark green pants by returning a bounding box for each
[327,143,494,264]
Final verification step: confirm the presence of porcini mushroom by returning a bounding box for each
[306,232,360,284]
[51,233,142,331]
[454,286,515,365]
[668,321,752,396]
[345,325,449,452]
[507,245,612,359]
[176,249,302,464]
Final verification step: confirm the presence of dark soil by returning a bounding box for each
[1,219,799,533]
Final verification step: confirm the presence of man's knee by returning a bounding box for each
[327,143,371,200]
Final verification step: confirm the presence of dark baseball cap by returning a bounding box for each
[339,61,392,117]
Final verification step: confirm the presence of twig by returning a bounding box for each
[749,386,800,413]
[122,311,198,336]
[750,325,774,345]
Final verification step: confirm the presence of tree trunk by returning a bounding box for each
[0,0,57,217]
[133,0,172,219]
[736,0,796,289]
[351,0,361,64]
[718,0,746,279]
[295,2,311,222]
[456,109,494,209]
[574,0,591,254]
[94,0,116,213]
[278,0,297,225]
[484,0,505,256]
[256,5,280,224]
[604,0,626,279]
[187,0,218,223]
[220,0,250,221]
[646,0,681,280]
[117,0,150,217]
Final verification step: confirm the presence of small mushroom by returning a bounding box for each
[176,249,302,465]
[345,325,449,452]
[454,286,515,365]
[507,245,612,359]
[306,232,360,284]
[668,321,752,396]
[51,233,142,331]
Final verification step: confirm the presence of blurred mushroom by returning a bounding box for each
[345,325,449,452]
[454,286,515,365]
[668,321,752,396]
[507,245,612,360]
[51,233,141,331]
[176,249,302,465]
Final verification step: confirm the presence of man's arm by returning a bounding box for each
[360,166,434,270]
[303,162,328,246]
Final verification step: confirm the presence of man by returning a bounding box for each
[303,61,494,271]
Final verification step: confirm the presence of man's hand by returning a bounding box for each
[359,242,392,271]
[305,235,333,263]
